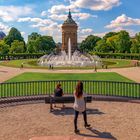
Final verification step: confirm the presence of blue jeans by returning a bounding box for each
[74,110,87,130]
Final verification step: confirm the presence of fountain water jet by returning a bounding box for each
[68,38,71,61]
[38,48,102,67]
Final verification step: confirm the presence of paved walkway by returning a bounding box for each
[30,136,111,140]
[0,65,140,83]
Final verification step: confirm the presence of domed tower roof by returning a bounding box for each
[63,9,77,25]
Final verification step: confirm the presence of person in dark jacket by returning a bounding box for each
[54,83,63,97]
[53,83,65,108]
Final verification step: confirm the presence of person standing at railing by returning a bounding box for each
[73,81,91,133]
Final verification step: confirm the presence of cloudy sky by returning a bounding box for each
[0,0,140,42]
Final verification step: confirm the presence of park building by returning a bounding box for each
[61,10,78,53]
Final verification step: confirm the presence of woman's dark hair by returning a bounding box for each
[75,81,83,98]
[56,83,61,89]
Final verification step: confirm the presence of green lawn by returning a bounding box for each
[1,72,139,98]
[6,72,133,82]
[0,58,134,69]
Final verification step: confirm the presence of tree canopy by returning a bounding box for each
[4,27,24,46]
[27,32,56,53]
[80,35,101,52]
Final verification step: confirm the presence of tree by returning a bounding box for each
[4,27,24,46]
[28,32,41,41]
[0,40,10,54]
[130,33,140,53]
[35,36,56,53]
[10,40,25,53]
[95,39,111,52]
[106,35,118,53]
[103,32,118,40]
[115,30,131,53]
[27,32,56,53]
[80,35,101,52]
[130,39,140,53]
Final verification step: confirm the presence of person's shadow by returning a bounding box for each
[78,127,117,140]
[51,107,104,116]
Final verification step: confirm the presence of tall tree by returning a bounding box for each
[115,30,131,53]
[35,36,56,53]
[0,40,10,54]
[10,40,25,53]
[4,27,24,46]
[103,32,117,40]
[106,35,118,53]
[130,33,140,53]
[80,35,101,52]
[27,32,41,53]
[95,39,111,52]
[27,32,56,53]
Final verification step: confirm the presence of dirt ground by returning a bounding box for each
[0,101,140,140]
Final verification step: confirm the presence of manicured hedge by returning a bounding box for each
[90,52,140,60]
[0,53,45,60]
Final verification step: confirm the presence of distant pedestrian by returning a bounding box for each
[101,64,104,69]
[94,65,97,72]
[20,63,24,69]
[51,64,54,69]
[49,64,51,69]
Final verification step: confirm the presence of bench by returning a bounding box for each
[45,95,92,112]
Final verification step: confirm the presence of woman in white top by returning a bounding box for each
[73,81,90,133]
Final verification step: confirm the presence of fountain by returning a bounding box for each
[38,10,102,68]
[38,38,102,67]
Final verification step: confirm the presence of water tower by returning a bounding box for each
[62,10,78,53]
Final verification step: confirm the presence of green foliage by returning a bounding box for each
[4,27,24,46]
[80,35,101,52]
[10,40,26,53]
[115,30,131,53]
[0,40,10,54]
[95,39,111,52]
[106,35,118,53]
[103,32,118,40]
[27,32,56,53]
[130,33,140,53]
[92,52,140,60]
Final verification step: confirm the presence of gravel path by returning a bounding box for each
[0,101,140,140]
[0,65,140,83]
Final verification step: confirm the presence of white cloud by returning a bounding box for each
[111,27,136,37]
[39,23,62,42]
[0,22,10,33]
[70,0,121,11]
[41,11,47,16]
[49,12,96,21]
[49,14,67,21]
[80,28,93,34]
[94,32,107,37]
[21,31,25,36]
[78,28,93,42]
[0,5,32,22]
[48,4,78,14]
[106,14,140,29]
[18,17,54,25]
[73,13,97,20]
